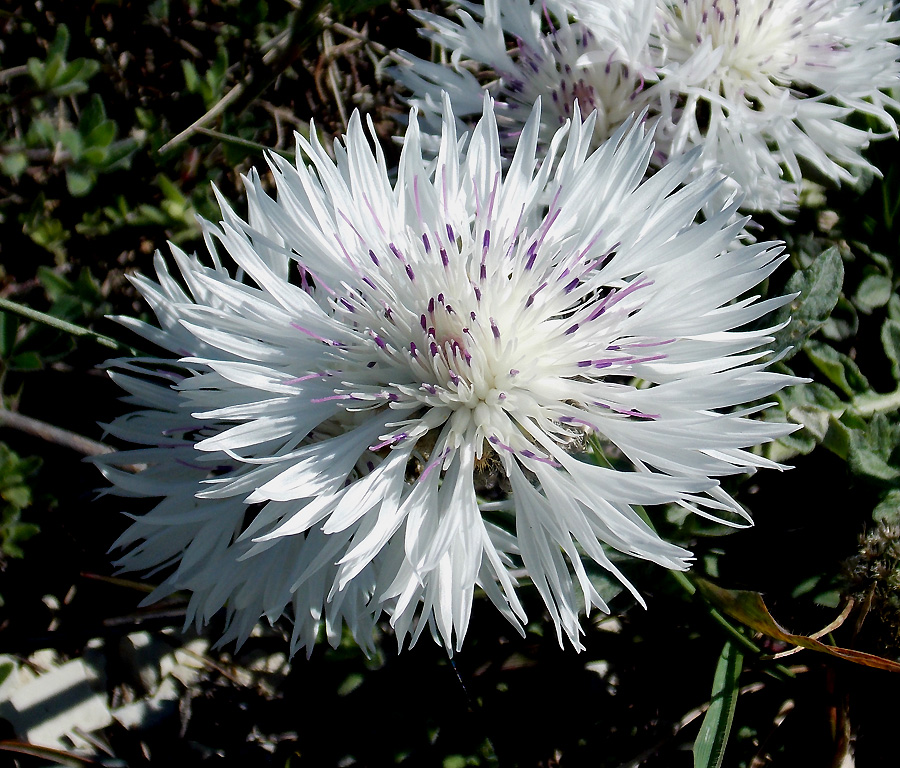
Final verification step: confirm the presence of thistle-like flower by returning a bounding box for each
[397,0,900,214]
[394,0,656,153]
[99,95,796,656]
[646,0,900,212]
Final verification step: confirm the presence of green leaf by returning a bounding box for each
[0,152,28,178]
[778,380,845,411]
[848,415,900,480]
[873,489,900,524]
[853,274,893,314]
[59,129,84,160]
[26,57,46,86]
[97,137,138,170]
[66,168,95,197]
[181,60,201,93]
[694,641,743,768]
[40,54,63,89]
[48,24,71,58]
[0,311,18,358]
[7,351,44,371]
[888,294,900,323]
[78,93,106,136]
[37,267,74,303]
[0,661,14,687]
[805,340,870,397]
[1,485,31,509]
[882,319,900,381]
[51,59,100,95]
[770,247,844,361]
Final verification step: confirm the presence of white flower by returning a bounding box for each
[397,0,900,214]
[394,0,657,153]
[99,95,797,656]
[645,0,900,212]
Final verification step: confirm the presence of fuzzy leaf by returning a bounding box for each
[854,274,892,314]
[882,319,900,381]
[873,489,900,524]
[805,340,870,397]
[770,247,844,360]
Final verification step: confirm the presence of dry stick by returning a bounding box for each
[0,408,112,457]
[325,20,407,63]
[0,409,145,473]
[322,27,348,130]
[158,1,327,154]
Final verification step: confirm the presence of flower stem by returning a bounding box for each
[0,297,139,355]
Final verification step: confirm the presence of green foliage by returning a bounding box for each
[694,641,743,768]
[25,25,100,97]
[769,246,843,361]
[182,44,231,109]
[0,442,41,571]
[0,267,112,378]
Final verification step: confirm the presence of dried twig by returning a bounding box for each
[0,408,113,458]
[159,1,327,154]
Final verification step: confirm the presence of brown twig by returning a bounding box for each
[159,1,327,154]
[0,408,113,457]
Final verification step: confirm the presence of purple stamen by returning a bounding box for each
[419,447,450,482]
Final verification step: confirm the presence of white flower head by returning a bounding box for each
[647,0,900,212]
[99,94,798,656]
[398,0,900,215]
[394,0,657,153]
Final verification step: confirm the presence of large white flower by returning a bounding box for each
[99,95,797,656]
[397,0,900,214]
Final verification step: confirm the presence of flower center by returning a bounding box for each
[660,0,816,95]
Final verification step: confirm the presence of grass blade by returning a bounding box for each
[694,640,743,768]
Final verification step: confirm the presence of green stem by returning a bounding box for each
[195,126,295,159]
[669,570,762,656]
[0,297,139,355]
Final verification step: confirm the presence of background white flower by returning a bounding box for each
[397,0,900,215]
[394,0,657,154]
[99,95,797,656]
[645,0,900,213]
